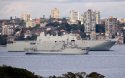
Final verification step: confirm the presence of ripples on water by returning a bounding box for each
[0,45,125,78]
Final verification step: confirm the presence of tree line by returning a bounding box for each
[0,65,105,78]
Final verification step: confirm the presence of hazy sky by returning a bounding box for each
[0,0,125,19]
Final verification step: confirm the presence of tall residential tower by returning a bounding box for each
[69,10,80,24]
[83,9,97,39]
[96,11,101,24]
[21,13,35,28]
[51,8,60,19]
[105,16,118,38]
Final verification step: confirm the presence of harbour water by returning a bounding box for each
[0,44,125,78]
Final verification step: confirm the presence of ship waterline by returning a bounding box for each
[26,48,87,55]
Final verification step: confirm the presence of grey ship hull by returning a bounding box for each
[25,41,89,55]
[89,41,116,51]
[7,41,34,52]
[7,40,116,52]
[77,40,116,51]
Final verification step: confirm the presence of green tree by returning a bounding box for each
[0,65,42,78]
[87,72,105,78]
[19,19,26,27]
[62,72,76,78]
[33,24,40,29]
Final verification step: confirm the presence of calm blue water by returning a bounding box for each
[0,45,125,78]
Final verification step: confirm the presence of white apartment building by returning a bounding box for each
[83,9,96,33]
[105,17,118,38]
[2,25,14,35]
[96,11,101,24]
[70,10,80,24]
[21,13,31,21]
[79,14,84,24]
[120,18,125,23]
[51,8,60,19]
[21,13,35,28]
[26,20,35,28]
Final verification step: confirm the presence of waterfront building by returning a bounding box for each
[51,8,60,19]
[2,25,14,35]
[24,30,32,38]
[21,13,31,21]
[83,9,96,39]
[69,10,80,24]
[26,20,35,28]
[80,14,84,24]
[119,18,125,23]
[96,11,101,24]
[2,25,9,35]
[21,13,35,28]
[104,16,118,38]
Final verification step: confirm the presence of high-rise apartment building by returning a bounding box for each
[120,18,125,23]
[105,16,118,38]
[51,8,60,19]
[80,14,84,24]
[21,13,31,21]
[70,10,80,23]
[83,9,98,39]
[2,25,14,35]
[2,25,9,35]
[21,13,35,28]
[96,11,101,24]
[83,9,96,33]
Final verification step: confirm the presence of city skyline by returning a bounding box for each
[0,0,125,19]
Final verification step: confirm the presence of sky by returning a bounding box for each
[0,0,125,19]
